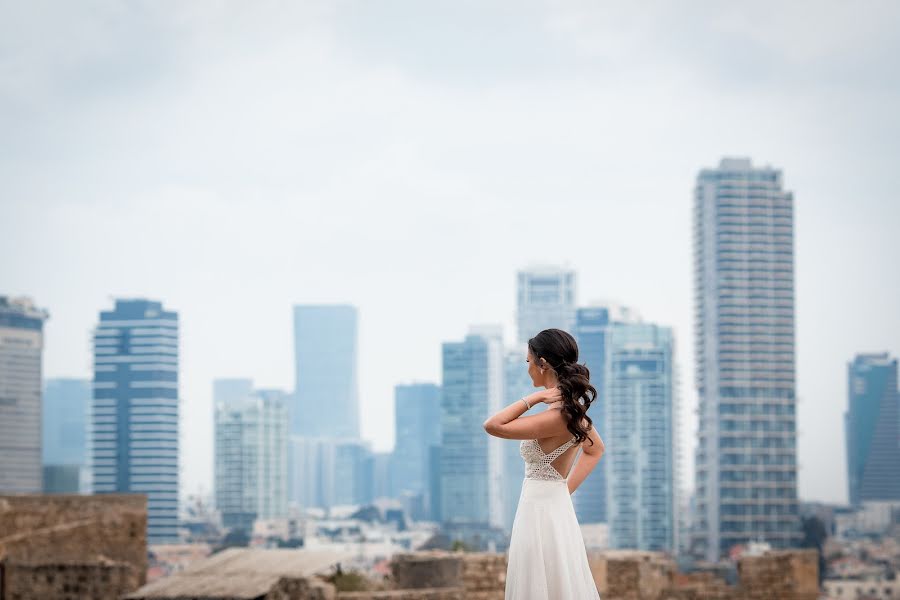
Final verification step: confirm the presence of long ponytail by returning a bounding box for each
[528,329,597,446]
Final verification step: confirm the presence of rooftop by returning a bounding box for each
[125,547,353,599]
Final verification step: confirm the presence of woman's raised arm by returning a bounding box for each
[482,388,566,440]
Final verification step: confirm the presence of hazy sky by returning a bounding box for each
[3,1,898,504]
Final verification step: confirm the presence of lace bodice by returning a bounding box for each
[520,436,578,481]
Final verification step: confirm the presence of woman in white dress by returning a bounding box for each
[483,328,605,599]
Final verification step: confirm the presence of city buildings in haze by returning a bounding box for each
[391,382,441,518]
[693,158,800,560]
[0,296,49,494]
[288,436,375,511]
[605,318,678,552]
[572,306,611,524]
[214,379,289,531]
[845,353,900,504]
[43,377,91,493]
[292,304,360,438]
[440,326,505,529]
[91,298,179,544]
[516,266,576,345]
[502,348,532,532]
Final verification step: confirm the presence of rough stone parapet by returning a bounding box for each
[0,494,148,600]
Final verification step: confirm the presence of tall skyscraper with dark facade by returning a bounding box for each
[43,378,91,493]
[292,305,359,438]
[0,296,49,494]
[91,299,179,544]
[845,353,900,505]
[516,266,576,345]
[440,326,504,530]
[693,158,800,560]
[392,383,441,515]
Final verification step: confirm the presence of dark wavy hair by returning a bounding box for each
[527,328,597,447]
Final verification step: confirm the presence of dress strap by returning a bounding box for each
[543,437,577,462]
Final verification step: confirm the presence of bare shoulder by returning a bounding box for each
[533,406,574,441]
[542,405,571,427]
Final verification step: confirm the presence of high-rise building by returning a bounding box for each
[288,436,374,511]
[213,378,254,409]
[391,383,441,509]
[516,266,576,345]
[288,435,320,510]
[372,451,394,502]
[440,326,504,528]
[292,305,359,438]
[0,296,49,494]
[845,353,900,505]
[572,306,611,524]
[43,378,91,493]
[502,348,531,532]
[329,438,375,507]
[214,380,288,531]
[91,299,179,544]
[428,444,442,522]
[693,158,800,560]
[606,320,677,552]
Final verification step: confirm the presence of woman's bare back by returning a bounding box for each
[535,406,588,478]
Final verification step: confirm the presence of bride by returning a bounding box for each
[483,328,605,599]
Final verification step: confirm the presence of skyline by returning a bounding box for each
[3,2,900,506]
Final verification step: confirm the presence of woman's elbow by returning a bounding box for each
[590,439,606,458]
[484,421,508,438]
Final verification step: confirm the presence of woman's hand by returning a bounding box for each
[538,387,563,405]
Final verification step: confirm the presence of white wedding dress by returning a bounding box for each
[505,436,601,599]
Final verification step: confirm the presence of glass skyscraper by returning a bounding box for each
[440,326,504,529]
[0,296,49,494]
[502,348,531,532]
[516,266,576,345]
[288,436,374,510]
[693,158,800,560]
[605,321,677,552]
[43,378,91,493]
[845,353,900,505]
[292,304,359,438]
[392,383,442,512]
[91,299,179,544]
[572,306,611,524]
[214,380,288,531]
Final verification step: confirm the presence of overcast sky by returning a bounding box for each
[2,0,899,504]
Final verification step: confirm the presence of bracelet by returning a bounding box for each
[521,397,532,410]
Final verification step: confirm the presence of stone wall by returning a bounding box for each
[2,562,141,600]
[0,494,146,569]
[661,571,734,600]
[268,576,338,600]
[378,550,506,600]
[330,549,816,600]
[389,552,462,589]
[738,549,819,600]
[119,546,819,600]
[590,551,675,600]
[337,590,463,600]
[0,494,147,599]
[589,548,820,600]
[459,552,505,600]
